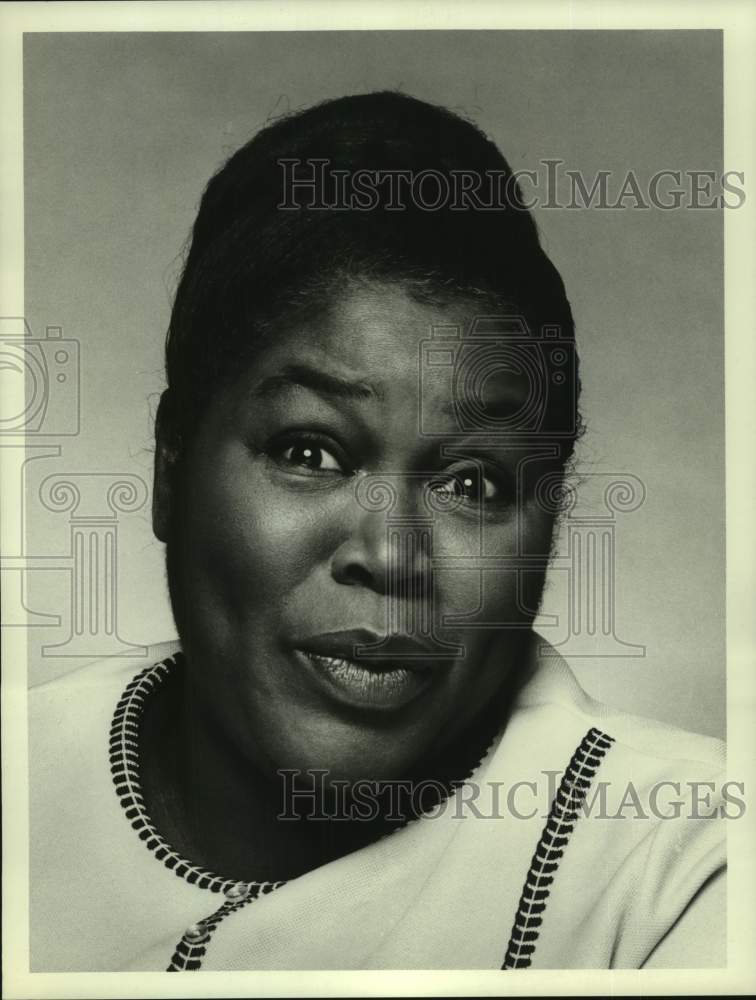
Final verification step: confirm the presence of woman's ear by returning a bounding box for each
[152,390,182,543]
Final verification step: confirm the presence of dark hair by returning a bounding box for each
[163,90,580,462]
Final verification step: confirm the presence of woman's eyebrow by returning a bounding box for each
[441,387,527,418]
[252,363,380,399]
[252,363,380,403]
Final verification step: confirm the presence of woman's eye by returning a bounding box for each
[430,470,499,504]
[276,441,344,473]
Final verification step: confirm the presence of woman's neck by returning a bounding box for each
[139,642,531,884]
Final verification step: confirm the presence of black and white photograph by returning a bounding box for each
[2,2,755,996]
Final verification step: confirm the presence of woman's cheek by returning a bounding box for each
[195,448,344,597]
[432,509,552,634]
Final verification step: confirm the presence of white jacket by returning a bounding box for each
[29,637,727,971]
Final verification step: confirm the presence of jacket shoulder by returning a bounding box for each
[29,639,181,697]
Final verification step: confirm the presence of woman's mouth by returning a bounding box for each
[291,629,445,711]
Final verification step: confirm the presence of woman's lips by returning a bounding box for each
[290,629,447,711]
[293,648,435,711]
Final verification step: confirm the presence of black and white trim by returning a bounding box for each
[166,881,284,972]
[110,654,288,971]
[110,654,280,896]
[501,726,615,969]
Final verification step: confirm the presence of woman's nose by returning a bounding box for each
[330,501,432,595]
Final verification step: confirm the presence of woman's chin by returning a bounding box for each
[254,707,438,786]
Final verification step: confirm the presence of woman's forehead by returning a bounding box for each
[227,283,532,431]
[257,281,490,381]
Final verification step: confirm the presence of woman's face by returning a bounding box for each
[157,282,557,782]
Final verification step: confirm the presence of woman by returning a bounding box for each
[29,91,726,971]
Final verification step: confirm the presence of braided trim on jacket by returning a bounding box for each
[502,726,615,969]
[110,655,275,895]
